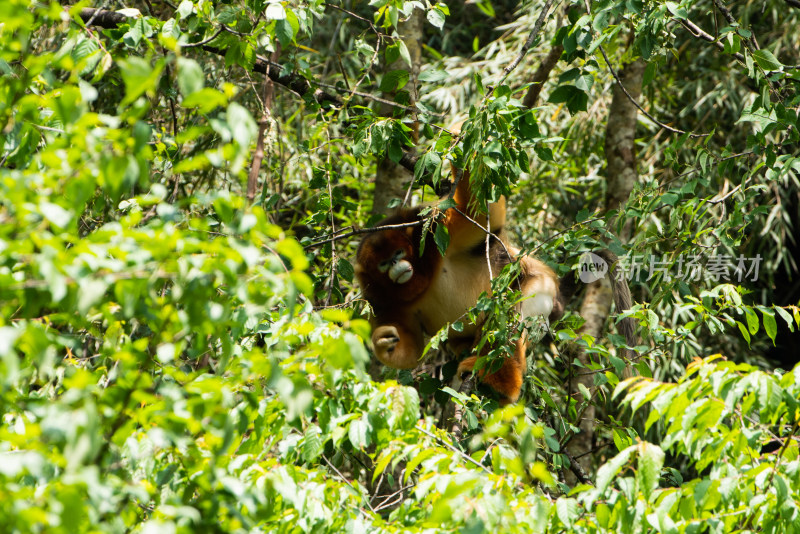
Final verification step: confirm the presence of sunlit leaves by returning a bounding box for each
[2,0,799,531]
[119,56,165,105]
[752,49,783,72]
[176,57,204,97]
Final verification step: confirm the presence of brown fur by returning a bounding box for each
[356,176,560,402]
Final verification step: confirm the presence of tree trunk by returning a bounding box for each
[566,58,645,481]
[605,59,646,240]
[368,12,424,382]
[372,11,424,217]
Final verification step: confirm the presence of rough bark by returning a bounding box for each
[605,59,646,240]
[566,58,644,481]
[372,11,424,217]
[522,44,564,109]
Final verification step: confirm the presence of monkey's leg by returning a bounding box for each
[456,332,527,404]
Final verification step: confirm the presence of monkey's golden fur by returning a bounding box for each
[356,177,560,403]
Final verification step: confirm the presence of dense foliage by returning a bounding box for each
[1,0,799,532]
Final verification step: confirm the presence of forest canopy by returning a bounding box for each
[1,0,799,532]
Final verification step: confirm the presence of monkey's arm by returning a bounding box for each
[371,314,425,370]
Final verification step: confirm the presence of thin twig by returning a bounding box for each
[766,420,800,487]
[303,220,424,249]
[713,0,760,50]
[563,450,593,485]
[180,26,225,48]
[452,206,511,259]
[416,425,493,473]
[676,18,745,62]
[581,1,710,138]
[599,46,709,138]
[707,176,753,205]
[450,375,476,440]
[500,0,556,82]
[247,52,275,204]
[322,456,376,513]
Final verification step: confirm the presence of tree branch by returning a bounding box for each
[676,18,745,62]
[247,48,278,205]
[713,0,760,50]
[73,7,425,176]
[501,0,556,82]
[522,43,564,109]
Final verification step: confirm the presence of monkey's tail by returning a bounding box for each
[594,249,638,362]
[555,250,638,362]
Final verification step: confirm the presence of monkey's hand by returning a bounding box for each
[374,325,400,356]
[371,323,422,370]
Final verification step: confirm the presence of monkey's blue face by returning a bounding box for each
[378,249,413,284]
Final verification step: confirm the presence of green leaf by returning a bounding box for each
[418,69,448,83]
[40,202,72,228]
[752,49,783,71]
[77,279,108,314]
[548,85,588,113]
[181,88,228,113]
[556,497,578,528]
[275,16,296,47]
[389,386,420,431]
[119,57,163,105]
[372,450,395,482]
[596,445,635,493]
[379,69,409,92]
[665,2,688,18]
[774,306,794,332]
[0,327,21,356]
[337,258,354,282]
[427,7,446,29]
[396,39,411,67]
[758,307,777,344]
[636,441,665,501]
[474,1,494,17]
[177,0,193,18]
[744,307,759,335]
[433,223,449,256]
[348,417,371,449]
[227,102,256,148]
[302,426,323,462]
[265,1,286,20]
[736,321,751,344]
[385,42,401,65]
[177,57,204,97]
[404,448,436,483]
[592,9,611,32]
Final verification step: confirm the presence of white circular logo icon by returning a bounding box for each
[579,252,609,283]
